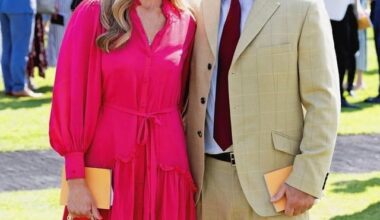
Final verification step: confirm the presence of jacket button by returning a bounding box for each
[197,131,203,138]
[200,97,206,104]
[207,63,212,70]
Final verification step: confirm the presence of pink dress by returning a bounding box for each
[49,0,196,219]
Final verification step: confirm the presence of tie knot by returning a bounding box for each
[231,0,241,6]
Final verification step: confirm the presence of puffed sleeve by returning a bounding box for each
[49,1,102,180]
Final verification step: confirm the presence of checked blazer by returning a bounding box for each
[185,0,341,216]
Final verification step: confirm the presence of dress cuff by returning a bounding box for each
[64,152,85,179]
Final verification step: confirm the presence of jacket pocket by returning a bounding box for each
[271,131,301,155]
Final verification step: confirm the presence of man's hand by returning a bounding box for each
[271,183,315,216]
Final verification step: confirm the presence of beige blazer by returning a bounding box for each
[185,0,340,216]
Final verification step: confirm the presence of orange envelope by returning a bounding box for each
[60,167,113,209]
[264,166,293,212]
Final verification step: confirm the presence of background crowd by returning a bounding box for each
[324,0,380,107]
[1,0,380,108]
[0,0,82,97]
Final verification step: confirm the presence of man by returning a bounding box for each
[0,0,40,97]
[186,0,340,219]
[324,0,360,108]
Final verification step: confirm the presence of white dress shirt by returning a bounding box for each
[205,0,254,154]
[323,0,355,21]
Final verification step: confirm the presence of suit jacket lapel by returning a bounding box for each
[202,0,221,58]
[232,0,281,65]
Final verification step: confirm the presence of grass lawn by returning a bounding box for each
[310,172,380,220]
[0,69,53,152]
[0,172,379,220]
[0,189,62,220]
[339,30,380,134]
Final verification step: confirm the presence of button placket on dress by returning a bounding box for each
[139,55,157,218]
[134,9,169,216]
[117,3,186,218]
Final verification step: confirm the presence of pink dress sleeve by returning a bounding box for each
[49,1,102,180]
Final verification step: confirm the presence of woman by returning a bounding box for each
[49,0,196,219]
[354,0,368,91]
[27,12,48,89]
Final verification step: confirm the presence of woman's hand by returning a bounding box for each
[67,179,103,220]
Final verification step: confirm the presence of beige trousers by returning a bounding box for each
[197,156,309,220]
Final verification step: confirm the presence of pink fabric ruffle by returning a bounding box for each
[110,160,196,220]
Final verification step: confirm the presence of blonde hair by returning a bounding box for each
[96,0,189,52]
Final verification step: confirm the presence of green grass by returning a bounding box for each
[1,33,380,152]
[0,69,54,152]
[0,188,62,220]
[310,172,380,220]
[339,29,380,134]
[0,172,379,220]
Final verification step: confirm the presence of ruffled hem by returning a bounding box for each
[110,159,197,220]
[155,165,197,220]
[159,164,197,192]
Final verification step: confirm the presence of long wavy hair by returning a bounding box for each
[96,0,188,52]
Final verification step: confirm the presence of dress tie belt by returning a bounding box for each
[103,103,179,145]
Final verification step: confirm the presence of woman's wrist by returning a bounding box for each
[67,178,86,187]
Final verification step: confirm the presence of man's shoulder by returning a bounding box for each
[280,0,315,5]
[276,0,320,17]
[279,0,319,10]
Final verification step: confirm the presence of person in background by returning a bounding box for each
[324,0,360,108]
[0,0,41,97]
[354,0,369,91]
[366,0,380,103]
[71,0,83,11]
[27,12,48,90]
[47,0,72,67]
